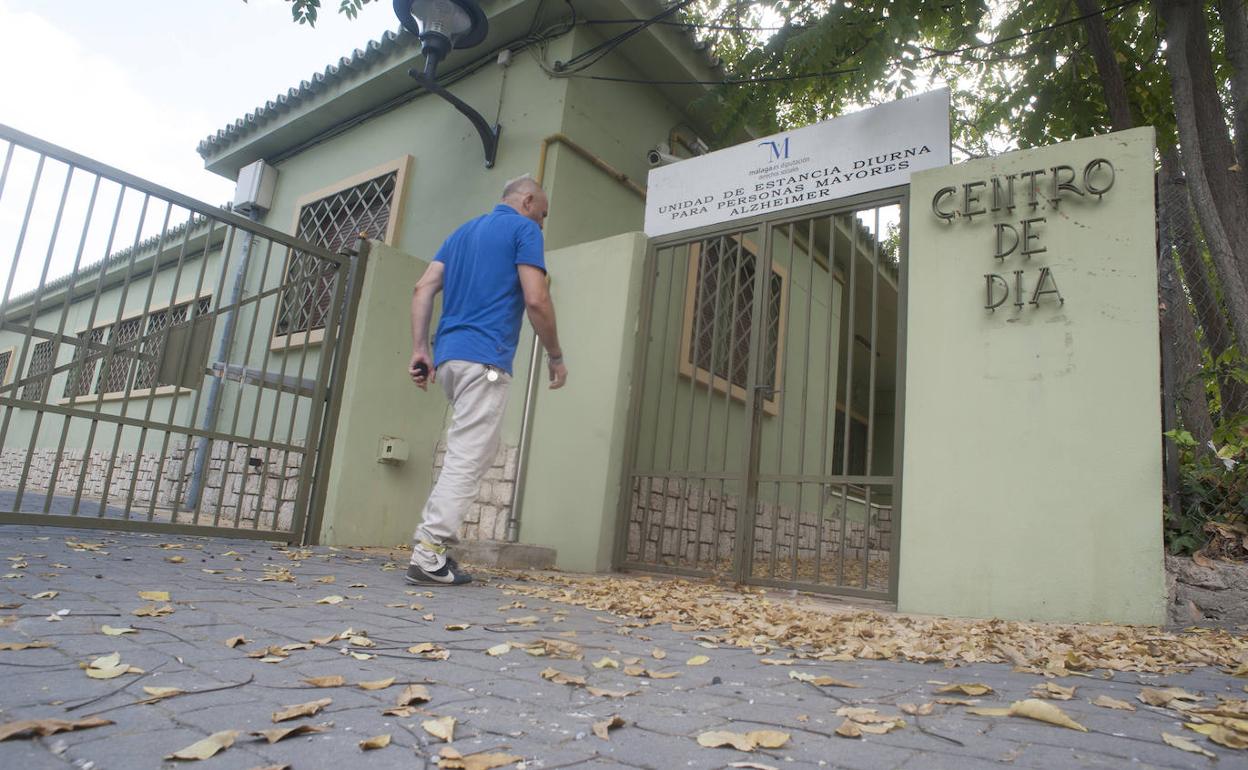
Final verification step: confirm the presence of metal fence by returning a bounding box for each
[617,191,906,600]
[1157,157,1248,550]
[0,123,363,543]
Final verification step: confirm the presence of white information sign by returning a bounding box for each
[644,89,951,237]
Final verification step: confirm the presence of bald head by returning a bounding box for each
[501,174,549,229]
[502,174,543,201]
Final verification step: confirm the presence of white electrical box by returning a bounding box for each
[233,159,277,214]
[377,436,409,465]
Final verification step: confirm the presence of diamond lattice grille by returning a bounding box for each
[133,297,210,390]
[0,349,11,386]
[277,172,397,335]
[22,341,55,401]
[64,327,106,398]
[96,317,142,395]
[690,239,782,391]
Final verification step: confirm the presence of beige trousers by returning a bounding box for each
[412,360,511,567]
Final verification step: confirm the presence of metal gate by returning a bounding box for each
[616,190,908,600]
[0,124,364,543]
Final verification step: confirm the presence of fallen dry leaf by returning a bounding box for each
[652,648,667,660]
[540,667,586,686]
[142,686,185,700]
[1163,731,1218,759]
[132,604,175,617]
[696,729,789,751]
[100,626,136,637]
[789,670,859,688]
[1032,682,1077,700]
[138,590,170,602]
[349,652,375,661]
[1140,687,1203,709]
[936,683,994,697]
[271,698,331,722]
[358,677,395,691]
[165,555,186,564]
[252,723,330,744]
[383,706,417,717]
[593,714,625,740]
[359,733,391,751]
[436,746,523,770]
[1092,695,1136,711]
[486,643,511,657]
[0,641,51,651]
[317,576,336,584]
[505,615,539,625]
[316,595,345,605]
[0,716,111,741]
[900,702,935,716]
[165,729,239,760]
[1186,722,1248,749]
[422,715,455,742]
[727,763,780,770]
[397,684,431,706]
[1008,699,1088,732]
[686,655,710,666]
[592,656,619,669]
[29,591,58,600]
[224,636,248,648]
[444,623,471,631]
[586,686,636,698]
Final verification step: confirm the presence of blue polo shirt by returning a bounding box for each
[432,204,546,374]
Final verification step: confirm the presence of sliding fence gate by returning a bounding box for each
[0,124,364,543]
[617,191,907,600]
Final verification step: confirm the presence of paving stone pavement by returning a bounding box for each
[0,525,1244,770]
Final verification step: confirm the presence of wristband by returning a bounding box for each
[548,352,564,365]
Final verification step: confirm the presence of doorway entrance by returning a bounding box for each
[616,190,907,600]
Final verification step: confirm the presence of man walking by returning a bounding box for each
[406,175,567,585]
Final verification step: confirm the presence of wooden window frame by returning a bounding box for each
[677,234,789,416]
[271,155,412,351]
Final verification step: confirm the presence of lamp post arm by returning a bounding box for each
[409,70,502,169]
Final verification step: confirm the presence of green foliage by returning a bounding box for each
[245,0,377,27]
[1165,355,1248,555]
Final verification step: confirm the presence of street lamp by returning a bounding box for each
[394,0,500,168]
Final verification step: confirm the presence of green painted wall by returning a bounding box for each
[899,127,1164,625]
[317,242,447,546]
[517,232,648,571]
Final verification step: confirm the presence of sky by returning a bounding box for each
[0,0,400,204]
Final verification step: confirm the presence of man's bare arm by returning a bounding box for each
[409,261,445,390]
[518,264,567,389]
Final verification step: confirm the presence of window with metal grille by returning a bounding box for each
[22,341,55,401]
[277,171,397,336]
[64,327,105,398]
[133,297,211,389]
[0,348,11,386]
[685,238,785,396]
[95,317,143,395]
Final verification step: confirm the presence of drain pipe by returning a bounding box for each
[502,134,646,543]
[185,205,266,508]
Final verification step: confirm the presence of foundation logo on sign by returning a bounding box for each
[644,89,951,238]
[759,137,791,162]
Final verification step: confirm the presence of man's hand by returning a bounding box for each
[547,357,567,390]
[410,349,434,390]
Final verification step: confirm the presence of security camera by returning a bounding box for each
[647,145,682,167]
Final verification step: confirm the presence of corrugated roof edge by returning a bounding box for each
[196,6,724,162]
[196,28,414,161]
[6,212,225,312]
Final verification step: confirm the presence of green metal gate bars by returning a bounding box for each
[616,190,909,600]
[0,124,363,544]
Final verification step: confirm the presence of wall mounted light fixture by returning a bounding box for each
[394,0,500,168]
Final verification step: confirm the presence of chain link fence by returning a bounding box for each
[1157,160,1248,557]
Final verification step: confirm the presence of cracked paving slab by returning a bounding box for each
[0,525,1245,769]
